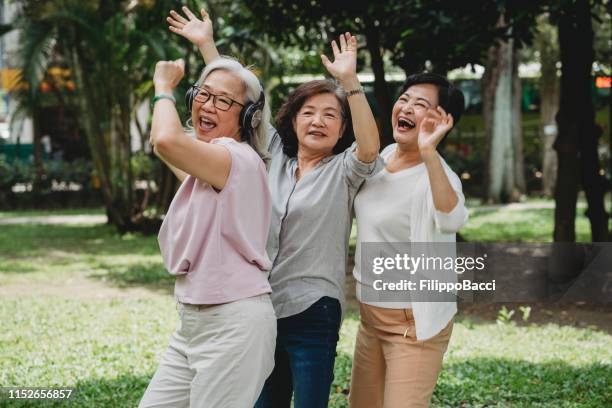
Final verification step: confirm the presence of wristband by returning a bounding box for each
[345,88,364,97]
[152,93,176,106]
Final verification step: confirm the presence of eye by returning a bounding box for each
[399,96,408,103]
[416,103,427,108]
[217,96,232,108]
[301,111,313,116]
[325,113,338,119]
[197,89,210,100]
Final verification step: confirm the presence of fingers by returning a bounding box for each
[331,40,340,58]
[200,7,210,20]
[339,32,347,52]
[425,108,442,122]
[166,16,184,29]
[182,6,197,20]
[175,58,185,71]
[169,9,188,24]
[320,54,332,69]
[349,34,357,51]
[445,113,454,129]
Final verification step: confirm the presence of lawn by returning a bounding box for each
[0,204,611,407]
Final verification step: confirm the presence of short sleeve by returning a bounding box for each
[211,138,265,195]
[342,142,385,188]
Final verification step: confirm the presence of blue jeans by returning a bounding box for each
[254,296,341,408]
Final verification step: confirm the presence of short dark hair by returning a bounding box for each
[275,79,355,158]
[400,72,465,127]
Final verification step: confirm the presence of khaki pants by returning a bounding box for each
[349,303,453,408]
[139,294,277,408]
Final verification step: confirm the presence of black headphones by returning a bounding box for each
[185,84,265,142]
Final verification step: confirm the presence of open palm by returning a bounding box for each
[321,33,357,82]
[167,6,213,48]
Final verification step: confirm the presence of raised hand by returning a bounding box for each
[321,32,358,83]
[167,6,213,48]
[153,59,185,92]
[418,106,454,156]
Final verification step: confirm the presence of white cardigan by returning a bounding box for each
[357,144,469,340]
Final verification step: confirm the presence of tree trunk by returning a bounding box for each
[481,47,497,200]
[512,44,526,195]
[537,19,560,197]
[31,108,44,193]
[555,0,608,242]
[363,17,393,148]
[486,37,518,203]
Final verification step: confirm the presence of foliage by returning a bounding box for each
[5,0,195,232]
[0,157,94,192]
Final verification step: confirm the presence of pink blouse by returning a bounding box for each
[158,137,272,304]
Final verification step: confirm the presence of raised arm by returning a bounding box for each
[150,59,231,190]
[321,33,380,163]
[167,6,220,64]
[418,107,459,213]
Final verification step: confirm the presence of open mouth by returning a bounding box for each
[397,117,416,130]
[308,130,326,137]
[199,116,216,130]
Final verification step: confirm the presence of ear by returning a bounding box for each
[339,120,347,139]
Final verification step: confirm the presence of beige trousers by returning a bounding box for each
[139,294,277,408]
[349,303,453,408]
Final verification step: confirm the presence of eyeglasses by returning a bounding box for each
[192,87,244,111]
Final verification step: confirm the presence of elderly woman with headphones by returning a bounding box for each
[138,39,276,408]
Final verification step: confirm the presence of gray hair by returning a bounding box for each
[194,56,270,165]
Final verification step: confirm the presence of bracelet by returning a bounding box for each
[152,93,176,106]
[345,88,364,97]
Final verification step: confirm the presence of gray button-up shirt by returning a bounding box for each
[266,128,383,319]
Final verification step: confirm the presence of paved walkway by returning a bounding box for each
[0,214,107,225]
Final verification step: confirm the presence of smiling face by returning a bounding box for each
[292,93,345,155]
[191,69,246,142]
[391,83,439,146]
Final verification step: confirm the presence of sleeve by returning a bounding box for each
[266,124,283,156]
[211,138,272,271]
[432,168,469,234]
[342,142,385,189]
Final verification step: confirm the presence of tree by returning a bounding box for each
[6,0,187,232]
[533,15,560,197]
[552,0,609,242]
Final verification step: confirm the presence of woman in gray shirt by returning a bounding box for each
[167,7,382,407]
[256,39,382,407]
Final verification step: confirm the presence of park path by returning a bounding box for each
[0,201,558,226]
[0,214,107,225]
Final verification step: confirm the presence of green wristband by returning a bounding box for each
[152,93,176,106]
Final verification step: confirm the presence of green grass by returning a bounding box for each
[0,207,105,218]
[0,224,170,290]
[461,207,593,242]
[0,299,610,407]
[1,205,611,407]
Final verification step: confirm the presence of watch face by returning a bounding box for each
[251,110,262,128]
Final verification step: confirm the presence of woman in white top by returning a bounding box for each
[350,72,468,408]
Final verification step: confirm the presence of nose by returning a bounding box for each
[200,94,216,112]
[203,99,216,112]
[312,112,325,127]
[400,103,414,114]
